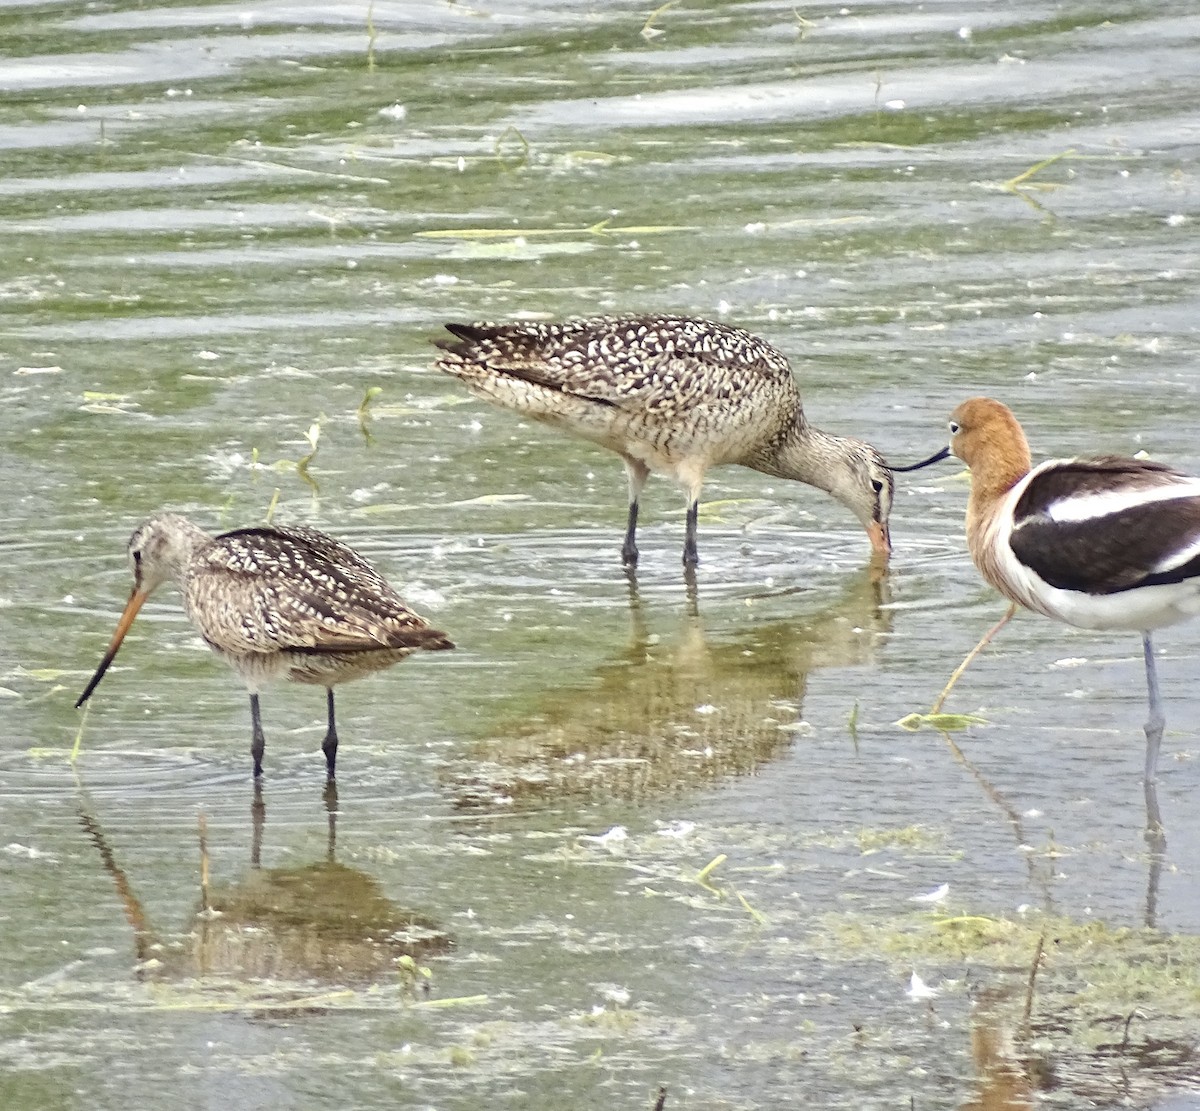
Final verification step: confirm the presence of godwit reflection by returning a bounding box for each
[450,568,891,807]
[79,783,450,985]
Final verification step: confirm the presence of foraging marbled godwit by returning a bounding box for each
[434,315,894,568]
[76,513,454,779]
[910,397,1200,780]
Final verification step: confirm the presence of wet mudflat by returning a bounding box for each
[2,1,1200,1108]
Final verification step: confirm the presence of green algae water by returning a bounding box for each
[2,2,1200,1108]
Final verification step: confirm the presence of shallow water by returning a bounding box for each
[3,2,1200,1108]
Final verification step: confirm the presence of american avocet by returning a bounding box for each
[909,397,1200,780]
[434,315,894,568]
[76,514,454,779]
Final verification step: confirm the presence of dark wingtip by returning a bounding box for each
[434,321,488,355]
[384,627,456,652]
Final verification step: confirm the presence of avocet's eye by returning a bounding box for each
[949,420,960,435]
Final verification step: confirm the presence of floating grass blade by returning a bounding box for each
[898,603,1015,730]
[695,853,727,887]
[358,385,382,445]
[263,488,281,525]
[70,701,90,763]
[495,125,529,171]
[410,993,489,1010]
[414,221,697,241]
[641,0,680,40]
[1003,148,1075,192]
[295,419,322,493]
[357,385,382,423]
[734,889,767,926]
[896,711,988,733]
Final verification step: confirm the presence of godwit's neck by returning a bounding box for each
[753,421,847,492]
[169,519,213,582]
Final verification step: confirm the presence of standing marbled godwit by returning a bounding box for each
[434,315,894,568]
[76,513,454,779]
[909,397,1200,780]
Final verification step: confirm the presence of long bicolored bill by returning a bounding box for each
[866,520,891,560]
[889,446,951,473]
[76,588,149,708]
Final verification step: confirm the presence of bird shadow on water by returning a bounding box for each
[445,565,892,810]
[76,780,451,989]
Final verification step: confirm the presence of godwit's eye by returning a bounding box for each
[949,420,960,435]
[132,549,142,567]
[870,478,884,494]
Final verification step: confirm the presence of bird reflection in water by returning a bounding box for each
[450,567,892,808]
[954,980,1200,1109]
[958,989,1036,1111]
[79,783,450,985]
[938,729,1165,930]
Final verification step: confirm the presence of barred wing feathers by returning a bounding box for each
[436,315,797,413]
[185,527,454,656]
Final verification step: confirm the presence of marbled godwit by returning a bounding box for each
[76,513,454,779]
[434,315,894,568]
[910,397,1200,780]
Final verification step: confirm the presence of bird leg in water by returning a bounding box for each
[251,780,265,867]
[1142,632,1165,784]
[683,563,699,618]
[931,603,1017,714]
[322,688,339,780]
[250,693,266,778]
[620,457,649,567]
[622,502,640,567]
[323,779,339,859]
[683,501,699,567]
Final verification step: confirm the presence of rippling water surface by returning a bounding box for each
[3,2,1200,1108]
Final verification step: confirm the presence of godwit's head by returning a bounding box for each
[125,513,208,595]
[828,441,895,560]
[75,513,210,709]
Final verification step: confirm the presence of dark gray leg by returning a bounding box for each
[1142,632,1164,783]
[323,779,339,861]
[250,779,265,868]
[682,500,699,567]
[621,501,640,567]
[322,687,339,780]
[683,562,699,617]
[620,458,649,567]
[249,693,265,779]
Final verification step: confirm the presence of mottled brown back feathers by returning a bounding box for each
[188,525,453,657]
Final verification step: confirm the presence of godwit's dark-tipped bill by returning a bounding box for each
[76,587,148,708]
